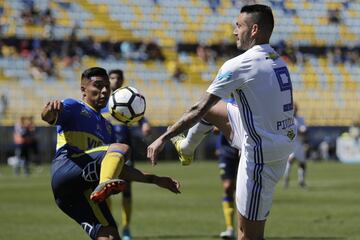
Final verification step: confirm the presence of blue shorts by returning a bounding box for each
[218,150,240,180]
[51,146,117,240]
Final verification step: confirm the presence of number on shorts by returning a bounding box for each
[274,67,293,112]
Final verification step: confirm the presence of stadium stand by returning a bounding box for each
[0,0,359,126]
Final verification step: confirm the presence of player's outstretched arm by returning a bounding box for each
[41,100,63,125]
[120,165,181,194]
[147,93,220,165]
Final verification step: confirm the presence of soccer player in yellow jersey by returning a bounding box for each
[41,67,180,240]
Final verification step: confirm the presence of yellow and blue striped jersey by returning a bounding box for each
[54,98,115,154]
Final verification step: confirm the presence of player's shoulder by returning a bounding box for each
[62,98,85,113]
[62,98,82,106]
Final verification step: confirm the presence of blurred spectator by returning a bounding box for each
[208,0,221,13]
[13,116,32,176]
[120,41,137,60]
[20,3,40,25]
[197,44,216,63]
[143,40,165,61]
[345,48,360,65]
[0,93,8,119]
[277,40,297,64]
[27,116,41,165]
[319,137,330,161]
[62,25,82,67]
[328,9,341,24]
[41,8,55,39]
[19,39,32,58]
[172,63,187,82]
[29,48,55,80]
[0,39,3,56]
[330,46,345,65]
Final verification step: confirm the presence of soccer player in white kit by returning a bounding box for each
[147,4,296,239]
[284,103,307,188]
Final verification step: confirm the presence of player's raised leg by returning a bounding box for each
[171,100,232,165]
[90,143,130,202]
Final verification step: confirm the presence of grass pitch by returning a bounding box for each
[0,160,359,240]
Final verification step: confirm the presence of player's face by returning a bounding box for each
[82,76,110,111]
[109,73,124,91]
[233,13,254,50]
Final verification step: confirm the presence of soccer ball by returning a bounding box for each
[108,86,146,124]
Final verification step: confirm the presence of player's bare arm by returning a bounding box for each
[147,93,220,164]
[120,165,181,194]
[41,100,63,125]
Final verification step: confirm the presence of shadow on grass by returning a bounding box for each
[136,234,219,239]
[267,238,345,240]
[136,235,345,240]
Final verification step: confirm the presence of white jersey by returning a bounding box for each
[207,44,296,162]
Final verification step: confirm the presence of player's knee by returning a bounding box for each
[108,143,131,158]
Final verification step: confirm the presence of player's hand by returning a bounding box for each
[41,100,63,124]
[153,176,181,194]
[147,138,165,166]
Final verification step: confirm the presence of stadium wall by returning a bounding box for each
[0,126,348,164]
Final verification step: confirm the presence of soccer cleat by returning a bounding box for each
[220,229,235,239]
[170,133,194,166]
[122,228,132,240]
[90,179,126,202]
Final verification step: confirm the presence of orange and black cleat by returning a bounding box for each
[90,179,126,202]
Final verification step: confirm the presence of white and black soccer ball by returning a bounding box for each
[108,86,146,124]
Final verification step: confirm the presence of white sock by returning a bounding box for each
[180,120,213,155]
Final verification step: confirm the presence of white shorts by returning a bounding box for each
[235,155,287,221]
[227,103,287,221]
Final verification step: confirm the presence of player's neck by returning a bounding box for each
[83,100,101,112]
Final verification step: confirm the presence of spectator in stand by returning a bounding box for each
[208,0,221,13]
[197,44,216,64]
[27,116,40,165]
[29,48,55,80]
[144,40,165,61]
[328,8,341,24]
[13,116,32,176]
[172,63,187,82]
[331,47,345,65]
[20,2,40,25]
[62,25,82,67]
[0,93,8,119]
[41,8,55,39]
[19,40,32,58]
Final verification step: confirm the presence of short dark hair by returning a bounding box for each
[81,67,108,82]
[108,69,124,80]
[241,4,274,36]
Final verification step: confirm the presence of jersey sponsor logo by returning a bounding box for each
[265,52,279,60]
[80,109,91,118]
[276,117,294,130]
[216,70,233,81]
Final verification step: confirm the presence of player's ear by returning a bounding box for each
[81,85,87,98]
[251,24,259,37]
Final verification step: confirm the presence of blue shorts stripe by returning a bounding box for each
[110,150,126,155]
